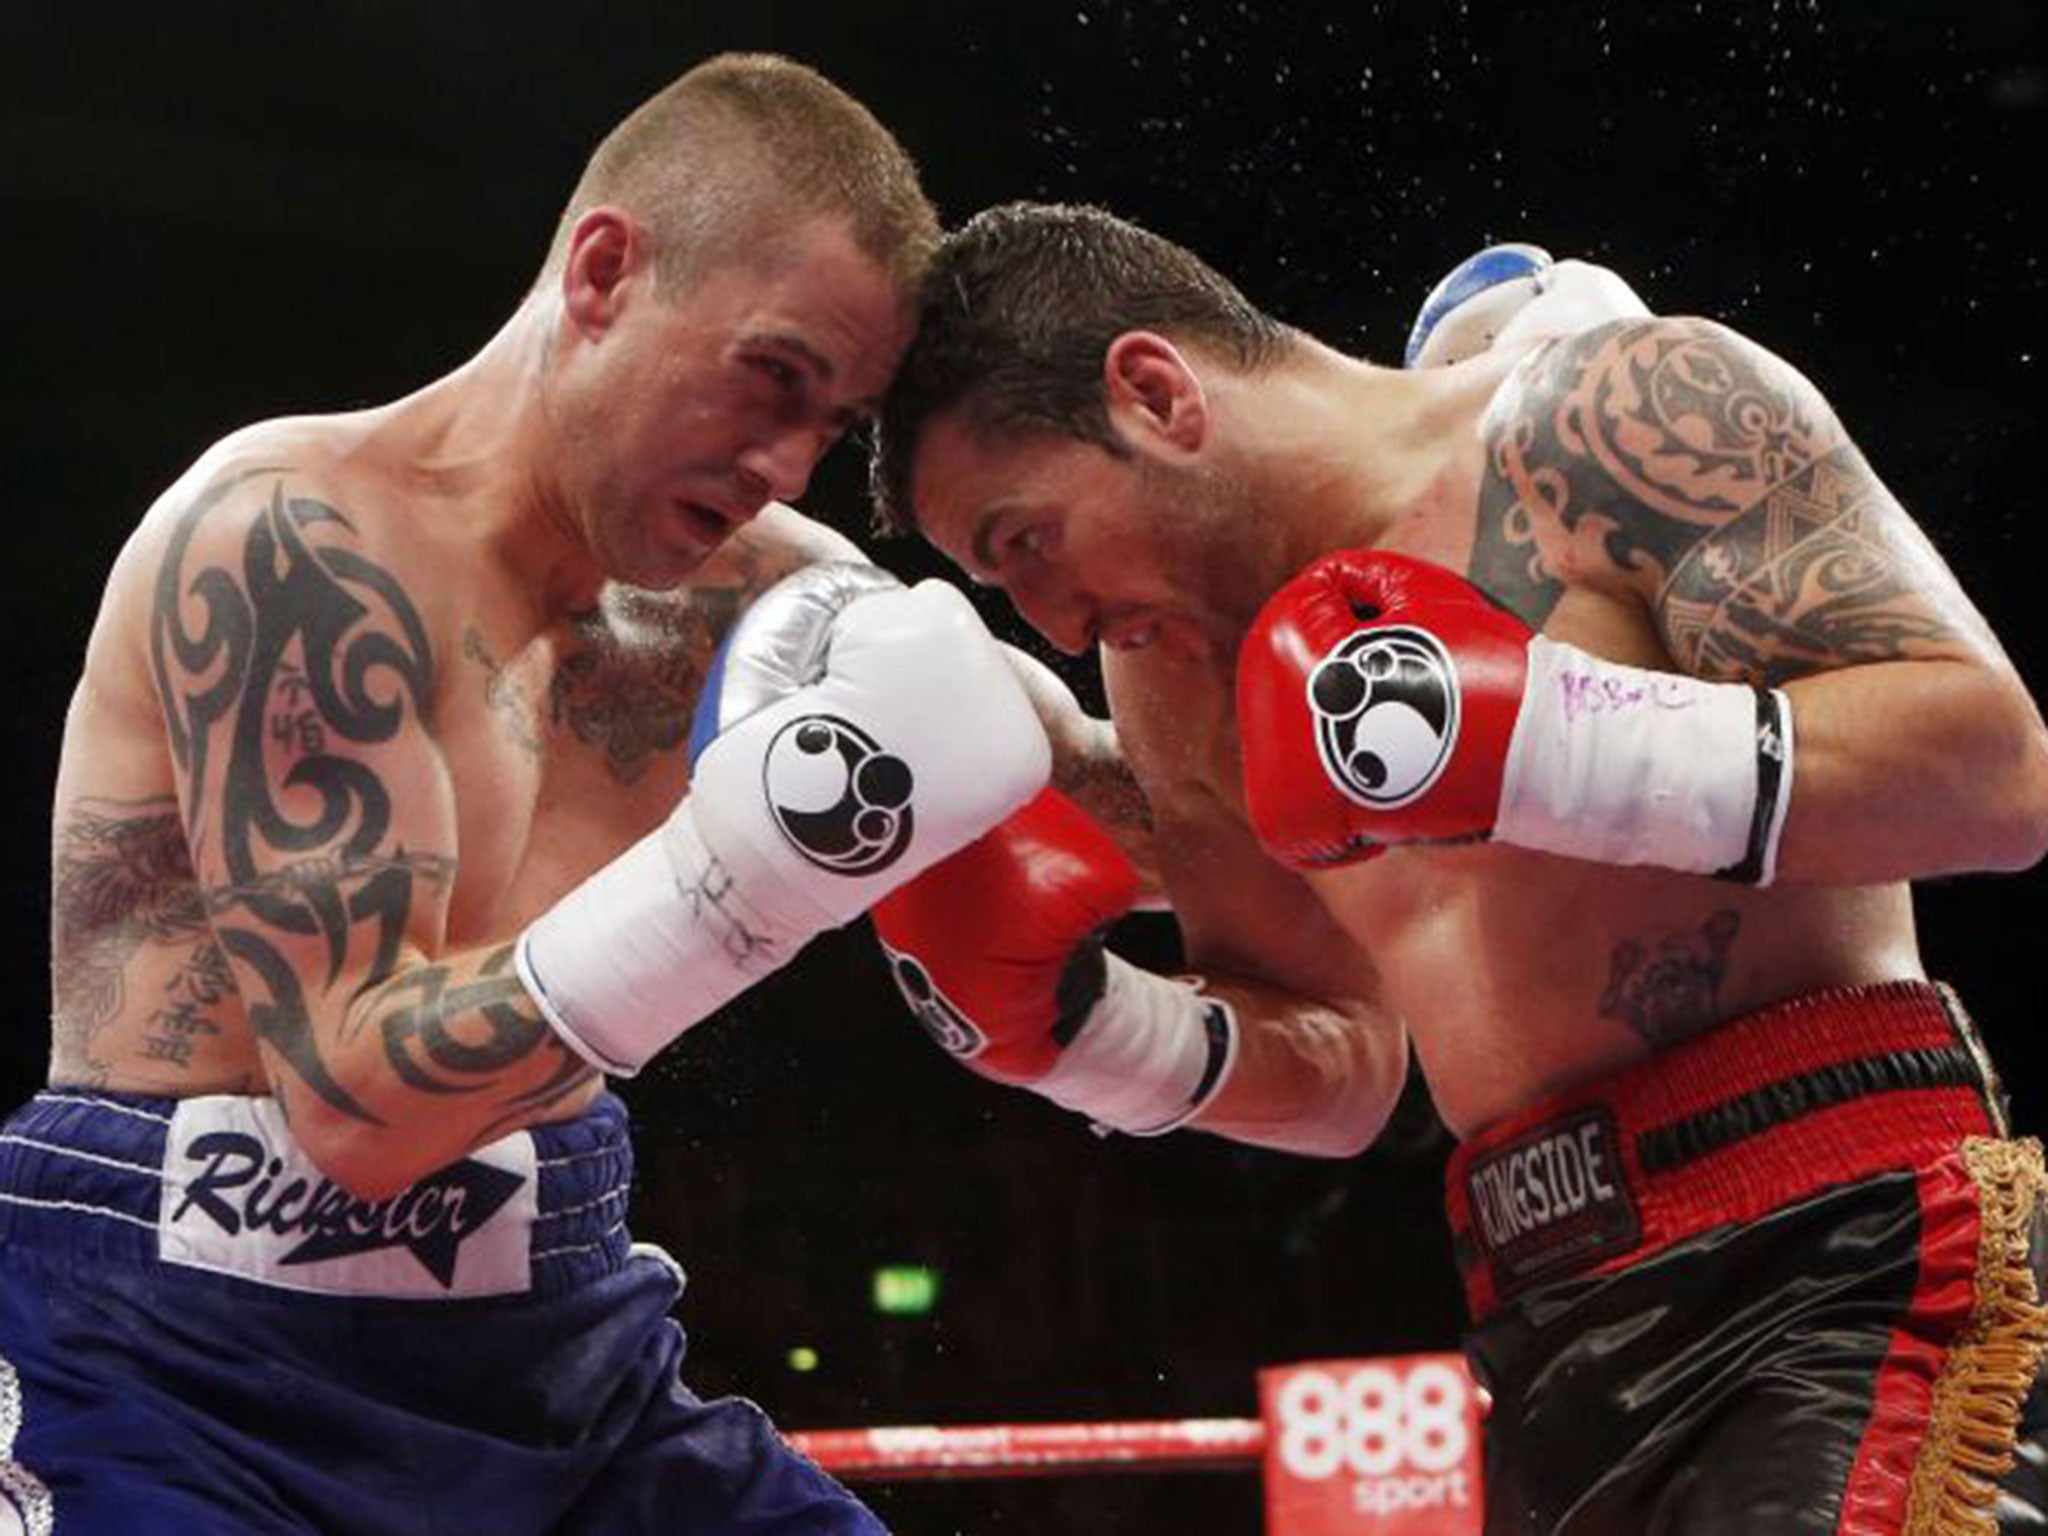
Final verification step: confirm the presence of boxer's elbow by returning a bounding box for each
[1964,691,2048,872]
[286,1091,449,1203]
[1989,716,2048,871]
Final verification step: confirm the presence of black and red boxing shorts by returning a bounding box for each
[1446,981,2048,1535]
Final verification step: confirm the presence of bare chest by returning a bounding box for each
[432,608,709,942]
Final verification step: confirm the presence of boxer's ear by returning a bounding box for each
[1103,332,1208,459]
[561,207,646,336]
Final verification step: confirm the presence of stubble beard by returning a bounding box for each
[1137,457,1289,646]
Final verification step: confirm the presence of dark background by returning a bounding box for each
[3,3,2043,1530]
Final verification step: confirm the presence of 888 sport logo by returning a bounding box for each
[1263,1357,1481,1527]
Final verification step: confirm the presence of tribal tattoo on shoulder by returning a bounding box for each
[1475,319,1959,686]
[150,476,563,1121]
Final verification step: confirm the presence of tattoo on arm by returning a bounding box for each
[1475,320,1959,684]
[1657,441,1959,685]
[50,794,215,1082]
[1598,908,1740,1048]
[369,943,587,1120]
[1052,735,1155,841]
[151,478,458,1122]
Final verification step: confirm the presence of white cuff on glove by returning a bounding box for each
[1037,956,1240,1136]
[1497,637,1795,884]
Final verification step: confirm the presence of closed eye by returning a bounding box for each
[750,355,803,392]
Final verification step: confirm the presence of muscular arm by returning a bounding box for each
[151,470,589,1197]
[1479,317,2048,883]
[1000,645,1161,897]
[1106,658,1405,1155]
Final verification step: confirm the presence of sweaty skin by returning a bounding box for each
[57,449,1131,1198]
[915,317,2048,1142]
[54,424,848,1130]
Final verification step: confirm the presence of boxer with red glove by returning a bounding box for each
[1238,549,1794,883]
[872,787,1238,1136]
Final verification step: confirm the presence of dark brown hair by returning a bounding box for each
[869,201,1291,533]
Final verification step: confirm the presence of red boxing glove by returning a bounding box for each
[873,787,1239,1135]
[1237,550,1531,866]
[1237,549,1796,883]
[872,786,1137,1083]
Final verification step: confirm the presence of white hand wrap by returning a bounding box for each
[1496,637,1795,884]
[1035,956,1239,1137]
[517,569,1052,1075]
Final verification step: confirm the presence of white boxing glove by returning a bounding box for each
[1404,243,1652,368]
[516,563,1052,1075]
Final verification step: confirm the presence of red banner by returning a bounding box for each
[1259,1355,1485,1535]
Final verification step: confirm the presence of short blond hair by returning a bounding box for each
[542,53,937,295]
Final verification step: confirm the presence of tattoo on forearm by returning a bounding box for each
[51,795,216,1081]
[370,943,582,1106]
[1598,908,1740,1047]
[1052,740,1155,842]
[1475,320,1957,684]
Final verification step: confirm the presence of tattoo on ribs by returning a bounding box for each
[150,477,454,1120]
[1598,908,1740,1048]
[1473,319,1956,683]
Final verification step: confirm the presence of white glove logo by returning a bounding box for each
[1307,627,1461,809]
[761,714,916,875]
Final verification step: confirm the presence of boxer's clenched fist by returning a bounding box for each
[1237,549,1793,883]
[1404,242,1651,368]
[518,563,1051,1076]
[875,788,1236,1136]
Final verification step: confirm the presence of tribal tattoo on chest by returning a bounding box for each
[1472,319,1958,685]
[149,474,580,1122]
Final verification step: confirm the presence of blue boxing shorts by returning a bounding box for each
[0,1089,883,1535]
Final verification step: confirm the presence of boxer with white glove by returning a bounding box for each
[518,563,1052,1075]
[1403,242,1651,368]
[872,787,1236,1136]
[1237,548,1793,883]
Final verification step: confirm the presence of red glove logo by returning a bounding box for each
[1307,626,1462,809]
[878,938,989,1059]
